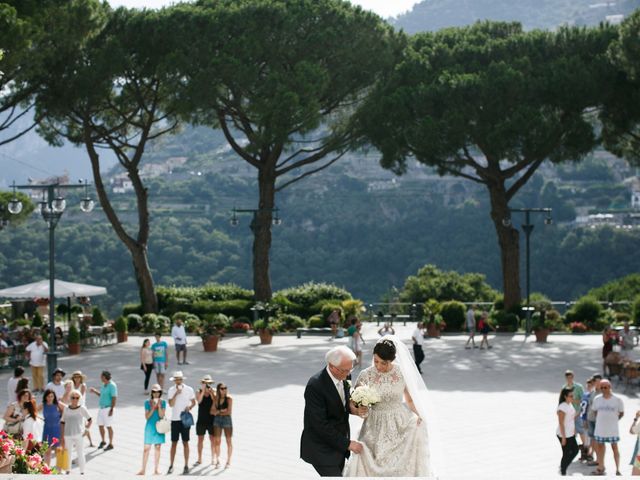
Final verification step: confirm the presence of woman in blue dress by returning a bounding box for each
[137,384,166,475]
[40,388,64,466]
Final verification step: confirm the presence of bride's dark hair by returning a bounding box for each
[373,339,396,361]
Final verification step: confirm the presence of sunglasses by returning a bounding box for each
[219,387,227,390]
[71,396,81,400]
[601,386,611,390]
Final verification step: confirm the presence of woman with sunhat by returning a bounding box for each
[137,384,166,475]
[71,370,94,447]
[194,374,216,467]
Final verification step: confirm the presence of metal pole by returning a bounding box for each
[522,211,534,337]
[46,186,58,380]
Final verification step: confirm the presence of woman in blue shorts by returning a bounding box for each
[212,383,233,469]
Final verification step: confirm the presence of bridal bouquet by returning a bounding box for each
[350,385,381,407]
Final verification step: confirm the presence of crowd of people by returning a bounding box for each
[0,326,234,475]
[3,367,115,474]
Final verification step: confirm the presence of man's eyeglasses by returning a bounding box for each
[331,364,353,375]
[601,386,611,390]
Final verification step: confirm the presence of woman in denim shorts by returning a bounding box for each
[212,383,233,469]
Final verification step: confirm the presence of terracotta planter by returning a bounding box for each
[426,323,440,338]
[202,335,219,352]
[68,343,81,355]
[259,330,273,345]
[534,328,550,343]
[116,331,128,343]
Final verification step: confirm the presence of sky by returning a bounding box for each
[107,0,420,19]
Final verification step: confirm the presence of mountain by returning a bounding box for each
[393,0,640,33]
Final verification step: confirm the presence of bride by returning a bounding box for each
[344,336,433,477]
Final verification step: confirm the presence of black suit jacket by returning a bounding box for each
[300,368,351,467]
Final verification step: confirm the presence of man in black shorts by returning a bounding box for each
[167,371,196,474]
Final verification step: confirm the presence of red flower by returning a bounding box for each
[50,437,59,445]
[26,433,33,441]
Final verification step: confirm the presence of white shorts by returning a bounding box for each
[97,407,115,427]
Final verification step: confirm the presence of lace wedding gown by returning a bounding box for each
[344,364,431,477]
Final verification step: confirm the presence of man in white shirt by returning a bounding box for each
[45,368,66,399]
[171,319,188,365]
[411,322,425,374]
[25,335,48,392]
[167,371,196,475]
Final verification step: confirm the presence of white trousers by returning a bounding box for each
[67,434,85,473]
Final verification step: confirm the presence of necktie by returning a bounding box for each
[336,380,344,405]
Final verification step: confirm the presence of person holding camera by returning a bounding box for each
[194,375,216,467]
[167,371,195,475]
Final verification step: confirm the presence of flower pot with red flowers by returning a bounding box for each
[199,314,228,352]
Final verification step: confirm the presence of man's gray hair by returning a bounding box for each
[325,346,356,366]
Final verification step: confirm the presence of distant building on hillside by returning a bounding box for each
[110,175,134,194]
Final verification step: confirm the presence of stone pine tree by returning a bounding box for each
[165,0,400,302]
[35,6,183,313]
[601,10,640,164]
[356,22,616,310]
[0,1,96,146]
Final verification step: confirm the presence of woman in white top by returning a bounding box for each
[70,371,93,447]
[21,399,43,444]
[60,391,92,474]
[557,387,579,476]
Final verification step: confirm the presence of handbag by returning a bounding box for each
[180,411,194,428]
[155,417,171,434]
[5,420,22,436]
[56,447,70,471]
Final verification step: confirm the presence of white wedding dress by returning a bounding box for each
[344,362,432,477]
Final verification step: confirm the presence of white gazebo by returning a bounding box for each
[0,279,107,299]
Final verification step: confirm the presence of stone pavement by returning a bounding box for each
[0,324,638,478]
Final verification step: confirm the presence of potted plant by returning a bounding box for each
[426,314,445,338]
[531,311,563,342]
[114,316,128,343]
[67,324,81,355]
[200,314,227,352]
[254,318,282,345]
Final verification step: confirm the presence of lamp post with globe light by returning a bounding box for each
[502,207,552,336]
[8,180,95,378]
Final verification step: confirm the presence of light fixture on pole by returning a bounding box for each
[229,207,283,229]
[504,207,553,336]
[9,179,95,379]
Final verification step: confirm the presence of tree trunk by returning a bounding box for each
[252,168,276,302]
[131,243,158,314]
[84,129,158,313]
[487,183,521,311]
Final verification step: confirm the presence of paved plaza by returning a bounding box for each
[1,323,638,478]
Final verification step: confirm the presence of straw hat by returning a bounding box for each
[200,374,214,384]
[150,384,162,392]
[71,370,86,381]
[169,371,185,381]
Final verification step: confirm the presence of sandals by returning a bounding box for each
[590,468,605,476]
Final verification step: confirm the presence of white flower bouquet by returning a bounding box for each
[350,384,381,407]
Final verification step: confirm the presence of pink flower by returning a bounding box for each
[1,444,10,454]
[50,437,59,445]
[15,448,25,456]
[26,433,33,441]
[28,453,42,464]
[41,464,52,474]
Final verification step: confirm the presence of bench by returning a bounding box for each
[296,327,333,339]
[376,314,411,326]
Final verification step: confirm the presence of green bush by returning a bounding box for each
[275,283,352,317]
[616,312,631,324]
[92,307,106,326]
[200,313,230,337]
[68,324,80,344]
[157,315,171,332]
[190,299,252,318]
[570,296,603,330]
[439,301,466,331]
[633,295,640,326]
[276,314,305,331]
[114,316,128,333]
[253,318,283,333]
[123,303,143,316]
[127,313,142,331]
[492,311,520,332]
[308,315,325,328]
[32,311,43,328]
[341,299,364,319]
[173,312,201,333]
[142,313,158,334]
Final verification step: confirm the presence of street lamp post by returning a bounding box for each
[8,180,94,379]
[503,207,552,336]
[230,207,282,231]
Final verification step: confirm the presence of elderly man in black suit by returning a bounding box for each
[300,345,365,476]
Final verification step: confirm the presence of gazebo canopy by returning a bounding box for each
[0,279,107,299]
